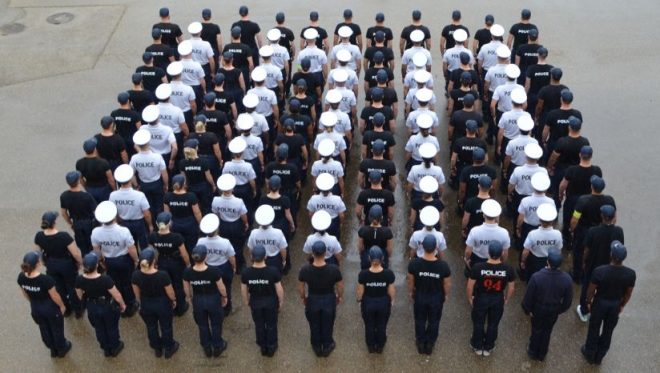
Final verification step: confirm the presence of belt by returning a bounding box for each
[87,296,112,305]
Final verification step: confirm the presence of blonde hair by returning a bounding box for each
[184,147,198,160]
[195,121,206,132]
[157,221,169,232]
[139,258,151,270]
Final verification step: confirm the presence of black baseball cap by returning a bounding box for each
[343,9,353,18]
[192,245,207,261]
[371,87,384,101]
[478,175,492,188]
[214,73,225,86]
[139,247,156,263]
[118,91,130,104]
[42,211,58,225]
[485,14,494,24]
[142,51,153,62]
[252,245,267,261]
[23,251,40,267]
[600,205,616,218]
[374,31,385,42]
[521,9,532,19]
[223,51,234,60]
[372,112,385,126]
[283,118,295,128]
[412,10,421,21]
[172,174,186,187]
[277,143,289,158]
[580,145,593,157]
[159,7,169,17]
[373,51,384,62]
[289,98,301,110]
[590,175,605,192]
[151,28,161,39]
[65,170,81,186]
[83,252,99,270]
[488,241,503,258]
[369,204,383,220]
[568,116,582,130]
[560,89,573,103]
[368,246,384,260]
[459,52,471,65]
[83,138,97,153]
[422,235,436,253]
[610,241,627,262]
[310,11,319,21]
[239,5,249,16]
[203,92,216,105]
[276,12,285,23]
[156,211,172,224]
[537,47,548,57]
[466,119,479,133]
[269,175,282,190]
[202,8,211,18]
[231,26,241,38]
[550,67,563,80]
[452,10,461,20]
[463,93,475,106]
[369,170,382,182]
[473,147,486,161]
[372,138,385,152]
[100,115,114,129]
[528,28,539,39]
[547,249,562,269]
[460,70,472,82]
[311,241,327,256]
[376,69,388,83]
[375,12,384,22]
[300,59,311,70]
[184,138,199,148]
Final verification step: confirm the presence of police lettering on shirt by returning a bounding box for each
[518,194,554,226]
[407,164,446,190]
[222,160,256,185]
[197,236,235,266]
[248,227,287,256]
[211,195,248,222]
[307,194,346,218]
[91,224,134,258]
[110,189,150,220]
[130,151,166,182]
[466,223,511,259]
[405,134,440,161]
[524,227,563,257]
[169,81,196,112]
[505,136,538,166]
[509,164,548,196]
[311,159,344,181]
[302,233,343,259]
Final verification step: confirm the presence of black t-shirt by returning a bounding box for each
[131,270,171,298]
[509,22,537,51]
[152,22,182,48]
[94,133,126,164]
[334,22,362,45]
[364,46,395,68]
[516,43,541,72]
[145,43,174,71]
[17,273,55,301]
[128,89,154,114]
[201,23,221,52]
[222,43,252,69]
[149,232,185,258]
[164,191,198,218]
[178,158,209,185]
[449,110,483,141]
[34,231,73,260]
[537,84,568,118]
[408,258,451,295]
[564,165,603,197]
[217,67,243,92]
[554,136,590,169]
[357,225,393,255]
[474,28,492,54]
[441,24,470,50]
[300,26,329,49]
[449,88,480,113]
[359,269,395,298]
[364,66,395,87]
[365,87,398,107]
[357,188,395,222]
[460,164,497,201]
[199,110,229,140]
[298,264,342,295]
[470,262,516,295]
[544,108,583,143]
[362,130,396,159]
[183,266,222,295]
[60,190,97,221]
[75,275,114,300]
[450,68,479,90]
[188,132,220,156]
[135,65,166,93]
[231,20,261,49]
[411,198,445,229]
[591,265,636,300]
[111,108,141,141]
[241,266,282,298]
[76,157,110,188]
[282,112,314,141]
[360,106,394,132]
[525,64,553,95]
[584,224,624,273]
[575,194,616,230]
[464,196,489,231]
[400,25,431,50]
[264,162,300,192]
[365,26,394,47]
[275,26,295,54]
[359,158,397,190]
[291,71,321,98]
[211,91,236,121]
[275,133,305,160]
[452,137,488,165]
[259,195,291,223]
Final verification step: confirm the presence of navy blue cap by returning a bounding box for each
[202,8,212,18]
[156,211,172,224]
[550,67,563,80]
[528,28,539,39]
[538,47,548,57]
[368,246,384,260]
[521,9,532,19]
[277,143,289,158]
[118,91,130,104]
[412,10,421,20]
[452,10,461,20]
[239,5,249,16]
[600,205,616,218]
[194,114,207,124]
[310,11,319,21]
[42,211,58,225]
[372,112,385,125]
[371,139,385,153]
[151,28,162,39]
[159,7,169,17]
[192,244,207,261]
[83,138,97,153]
[269,175,282,189]
[568,116,582,130]
[547,249,562,269]
[478,175,492,188]
[23,251,40,267]
[203,92,216,105]
[463,93,475,105]
[373,51,384,62]
[223,51,234,60]
[580,145,593,157]
[252,244,267,261]
[142,51,153,62]
[231,26,241,38]
[131,72,143,84]
[422,235,437,253]
[376,69,388,83]
[374,31,385,41]
[375,13,385,22]
[560,89,573,103]
[290,98,302,110]
[100,115,114,128]
[368,204,383,221]
[466,119,478,132]
[283,118,295,128]
[371,87,384,101]
[184,138,199,149]
[276,12,285,23]
[369,170,382,181]
[590,175,605,192]
[172,174,186,187]
[459,52,470,65]
[300,59,311,70]
[343,9,353,18]
[473,147,486,161]
[139,247,156,262]
[610,241,627,262]
[485,14,494,23]
[83,252,99,270]
[460,70,472,82]
[311,241,327,256]
[214,73,225,85]
[65,170,81,186]
[488,241,504,258]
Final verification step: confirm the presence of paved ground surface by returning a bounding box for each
[1,0,659,372]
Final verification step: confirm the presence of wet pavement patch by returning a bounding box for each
[46,12,75,25]
[0,23,26,35]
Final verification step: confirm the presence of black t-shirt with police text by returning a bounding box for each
[183,266,222,295]
[408,258,451,295]
[164,191,198,219]
[60,190,97,221]
[358,269,395,298]
[299,263,342,295]
[17,273,55,301]
[591,265,635,300]
[75,274,114,300]
[241,266,282,298]
[470,262,516,296]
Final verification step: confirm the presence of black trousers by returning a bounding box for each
[528,306,560,360]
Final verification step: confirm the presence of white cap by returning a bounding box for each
[481,199,502,218]
[216,174,236,191]
[419,206,440,226]
[177,40,193,56]
[336,49,351,62]
[338,26,353,38]
[416,112,434,129]
[255,205,275,226]
[414,69,431,84]
[410,29,424,42]
[267,28,281,41]
[412,52,427,67]
[242,93,259,109]
[311,210,332,231]
[142,105,160,123]
[415,88,433,102]
[228,137,247,153]
[418,142,437,159]
[95,201,117,224]
[251,67,267,82]
[510,87,527,104]
[318,138,335,157]
[453,29,467,43]
[325,89,342,104]
[188,22,202,34]
[316,173,335,191]
[166,61,183,76]
[333,69,348,83]
[536,203,558,222]
[236,113,255,131]
[517,115,534,131]
[259,45,274,57]
[524,143,543,159]
[133,129,151,146]
[155,83,172,100]
[505,64,521,79]
[320,111,338,127]
[490,24,505,37]
[531,172,551,192]
[419,175,439,194]
[496,45,511,58]
[114,164,134,183]
[304,28,319,40]
[199,214,220,234]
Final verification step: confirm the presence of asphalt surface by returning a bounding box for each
[1,0,659,372]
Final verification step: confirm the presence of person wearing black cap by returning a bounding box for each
[450,120,488,189]
[508,9,537,59]
[231,6,262,66]
[111,92,142,157]
[547,116,590,204]
[358,205,393,269]
[152,8,182,51]
[467,241,516,357]
[75,252,126,357]
[515,29,541,85]
[298,240,344,357]
[260,175,297,242]
[196,100,230,169]
[300,11,329,52]
[559,145,601,240]
[17,251,71,357]
[462,176,493,237]
[542,90,583,155]
[274,119,308,182]
[274,12,296,96]
[400,10,432,54]
[440,10,470,55]
[164,173,202,255]
[269,141,304,203]
[448,70,480,115]
[407,235,452,355]
[60,171,97,256]
[448,93,484,142]
[582,243,635,364]
[448,53,479,94]
[136,52,168,94]
[150,212,190,317]
[522,249,572,361]
[357,246,395,353]
[211,75,238,126]
[200,9,223,69]
[241,244,284,356]
[333,9,362,50]
[132,248,179,358]
[366,13,393,48]
[362,116,396,160]
[128,73,156,115]
[221,28,254,94]
[365,70,399,118]
[94,116,128,172]
[34,211,83,318]
[525,47,552,117]
[356,171,395,226]
[535,67,567,127]
[178,139,215,215]
[218,53,248,114]
[360,90,395,134]
[146,28,175,72]
[364,51,395,90]
[473,15,495,55]
[458,148,497,207]
[288,80,318,127]
[359,139,397,191]
[364,34,396,72]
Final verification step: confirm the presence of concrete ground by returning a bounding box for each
[1,0,658,372]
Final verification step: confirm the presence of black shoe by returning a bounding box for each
[368,345,376,353]
[50,349,58,358]
[260,346,268,356]
[164,342,179,358]
[265,345,277,357]
[175,302,190,317]
[154,348,163,358]
[110,341,124,357]
[424,343,434,355]
[322,342,336,357]
[581,345,595,364]
[204,346,213,357]
[313,346,323,357]
[375,345,384,354]
[223,305,232,316]
[57,341,72,358]
[104,349,111,357]
[213,341,227,357]
[416,341,425,354]
[63,308,72,318]
[74,308,85,319]
[122,303,138,318]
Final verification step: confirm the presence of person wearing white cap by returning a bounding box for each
[401,30,433,76]
[155,83,189,162]
[247,67,280,145]
[328,50,360,96]
[503,115,539,190]
[167,61,197,128]
[196,213,236,314]
[508,143,548,220]
[311,139,345,196]
[323,89,353,144]
[110,164,152,250]
[129,128,169,221]
[325,75,357,123]
[408,206,448,259]
[234,114,265,188]
[330,26,362,74]
[406,89,439,135]
[247,205,288,273]
[266,27,291,76]
[355,171,395,225]
[496,87,530,166]
[404,114,440,171]
[307,173,347,239]
[403,53,433,96]
[313,111,347,165]
[91,201,139,316]
[211,174,249,274]
[222,136,258,213]
[302,210,343,265]
[492,65,525,131]
[483,45,511,143]
[297,27,329,87]
[521,202,563,280]
[517,173,554,249]
[405,79,437,115]
[410,176,446,231]
[300,11,329,51]
[188,21,215,87]
[442,29,475,92]
[407,143,446,200]
[477,24,505,76]
[241,95,271,143]
[141,104,177,173]
[178,41,206,109]
[258,46,284,105]
[464,199,511,268]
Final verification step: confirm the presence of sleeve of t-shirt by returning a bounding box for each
[469,264,479,280]
[140,193,150,210]
[465,230,476,247]
[590,267,604,285]
[158,156,167,171]
[442,261,451,277]
[102,275,115,290]
[358,270,366,285]
[298,266,307,282]
[407,259,416,275]
[177,111,186,124]
[167,130,176,145]
[159,271,172,287]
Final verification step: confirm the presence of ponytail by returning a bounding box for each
[139,258,151,270]
[157,221,169,232]
[184,147,198,160]
[195,121,206,133]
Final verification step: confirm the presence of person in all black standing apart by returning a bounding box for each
[146,28,174,72]
[407,235,452,355]
[241,245,284,357]
[582,243,635,365]
[232,6,262,67]
[440,10,470,55]
[94,116,128,172]
[200,9,222,69]
[34,211,83,318]
[522,249,572,361]
[111,92,141,157]
[17,251,71,358]
[467,241,516,357]
[60,171,97,256]
[183,245,229,358]
[366,13,393,48]
[399,10,432,54]
[131,248,179,358]
[472,15,495,55]
[75,252,126,357]
[152,7,182,52]
[136,52,167,94]
[333,9,362,50]
[298,241,344,357]
[357,246,395,353]
[508,9,537,60]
